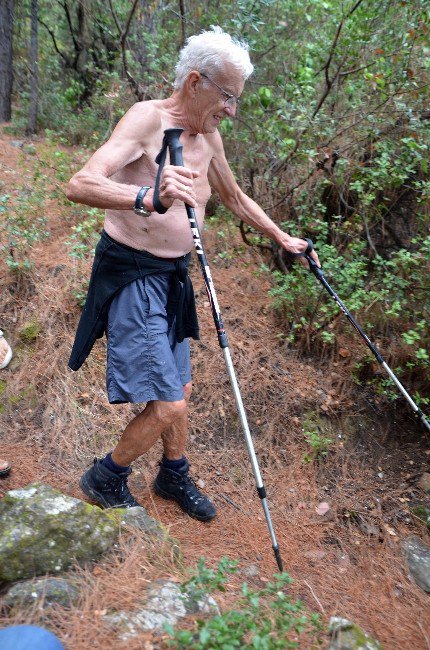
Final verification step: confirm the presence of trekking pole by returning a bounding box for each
[160,128,283,572]
[300,239,430,432]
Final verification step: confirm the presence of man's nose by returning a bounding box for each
[223,103,236,118]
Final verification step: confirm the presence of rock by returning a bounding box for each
[4,577,80,611]
[117,506,163,536]
[113,506,182,563]
[409,503,430,530]
[417,473,430,494]
[11,140,24,148]
[403,535,430,593]
[328,617,382,649]
[104,579,219,640]
[304,550,327,564]
[240,563,260,578]
[0,483,119,583]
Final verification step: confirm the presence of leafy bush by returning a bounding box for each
[166,558,323,648]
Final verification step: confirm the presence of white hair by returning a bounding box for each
[174,26,254,90]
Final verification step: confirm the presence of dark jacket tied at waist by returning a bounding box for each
[68,230,200,371]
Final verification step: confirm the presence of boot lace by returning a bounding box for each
[180,474,205,505]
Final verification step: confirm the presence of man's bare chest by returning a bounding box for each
[116,131,213,193]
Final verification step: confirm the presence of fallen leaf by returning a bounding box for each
[315,501,330,516]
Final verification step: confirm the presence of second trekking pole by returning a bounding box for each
[301,239,430,433]
[158,127,284,572]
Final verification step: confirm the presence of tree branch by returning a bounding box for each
[38,17,70,65]
[108,0,143,100]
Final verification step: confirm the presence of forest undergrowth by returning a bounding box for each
[0,129,429,648]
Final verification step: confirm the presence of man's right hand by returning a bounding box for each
[159,164,200,209]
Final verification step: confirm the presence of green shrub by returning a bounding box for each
[166,558,323,648]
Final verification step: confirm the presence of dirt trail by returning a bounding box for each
[1,130,429,649]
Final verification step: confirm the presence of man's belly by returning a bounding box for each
[104,201,206,258]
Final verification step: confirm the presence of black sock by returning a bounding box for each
[162,455,187,472]
[101,452,130,474]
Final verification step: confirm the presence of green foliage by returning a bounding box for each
[181,556,238,601]
[269,234,430,402]
[303,429,333,463]
[166,558,323,648]
[67,207,104,307]
[67,208,104,260]
[0,193,49,274]
[300,413,334,463]
[0,137,77,275]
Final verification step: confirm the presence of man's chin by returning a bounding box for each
[201,123,218,134]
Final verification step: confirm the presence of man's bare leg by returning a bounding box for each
[153,382,216,521]
[161,381,192,460]
[79,391,187,509]
[111,396,187,467]
[79,381,215,518]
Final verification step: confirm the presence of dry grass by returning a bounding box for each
[1,129,430,649]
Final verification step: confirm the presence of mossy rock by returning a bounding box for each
[328,617,382,649]
[0,483,120,583]
[4,576,80,612]
[19,320,42,343]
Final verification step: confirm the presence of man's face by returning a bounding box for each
[191,63,245,134]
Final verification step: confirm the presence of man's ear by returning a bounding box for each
[185,71,201,97]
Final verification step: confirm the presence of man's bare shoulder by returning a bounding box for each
[110,100,163,143]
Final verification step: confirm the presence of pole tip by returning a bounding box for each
[273,545,284,572]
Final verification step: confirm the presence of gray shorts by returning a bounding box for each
[106,273,191,404]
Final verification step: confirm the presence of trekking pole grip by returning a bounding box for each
[303,238,324,279]
[163,128,185,167]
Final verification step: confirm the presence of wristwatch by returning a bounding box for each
[133,186,152,217]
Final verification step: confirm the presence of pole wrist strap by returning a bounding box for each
[153,135,169,214]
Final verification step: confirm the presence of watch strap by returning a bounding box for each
[134,186,151,215]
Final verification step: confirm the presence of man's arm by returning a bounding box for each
[65,103,157,211]
[207,131,320,264]
[66,102,200,212]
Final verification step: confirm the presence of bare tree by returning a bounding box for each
[178,0,186,47]
[0,0,14,122]
[27,0,38,134]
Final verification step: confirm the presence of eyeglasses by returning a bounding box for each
[200,73,241,108]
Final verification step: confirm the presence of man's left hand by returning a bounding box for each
[280,236,321,269]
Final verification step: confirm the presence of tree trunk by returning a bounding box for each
[178,0,186,47]
[0,0,14,122]
[27,0,38,134]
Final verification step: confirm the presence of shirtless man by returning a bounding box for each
[66,27,320,521]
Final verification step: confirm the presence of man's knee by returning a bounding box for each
[152,399,187,427]
[183,381,192,402]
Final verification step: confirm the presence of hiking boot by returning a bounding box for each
[79,458,140,508]
[154,461,216,522]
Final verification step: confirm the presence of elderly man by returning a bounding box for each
[67,27,319,521]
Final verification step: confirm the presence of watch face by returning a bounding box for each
[134,207,150,216]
